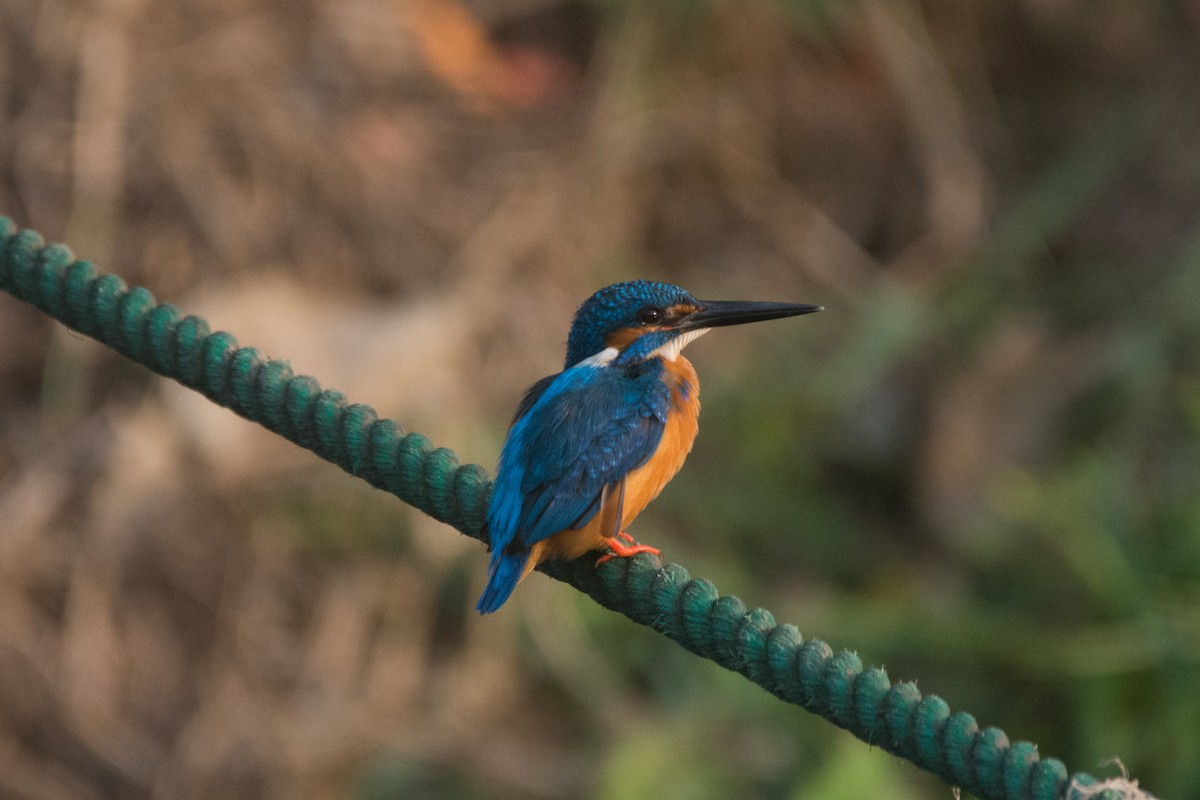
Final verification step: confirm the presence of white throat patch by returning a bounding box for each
[651,328,710,361]
[575,347,619,368]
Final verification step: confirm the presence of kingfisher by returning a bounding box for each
[477,280,821,613]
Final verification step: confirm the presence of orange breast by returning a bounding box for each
[620,356,700,526]
[524,356,701,574]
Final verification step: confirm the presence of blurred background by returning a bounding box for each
[1,0,1198,797]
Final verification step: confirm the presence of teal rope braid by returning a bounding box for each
[0,218,1134,800]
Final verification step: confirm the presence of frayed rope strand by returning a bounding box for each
[0,217,1152,800]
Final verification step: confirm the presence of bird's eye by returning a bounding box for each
[638,307,664,325]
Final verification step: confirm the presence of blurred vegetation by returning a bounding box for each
[2,0,1199,798]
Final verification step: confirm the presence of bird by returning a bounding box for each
[476,280,821,613]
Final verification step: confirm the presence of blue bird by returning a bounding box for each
[477,280,821,613]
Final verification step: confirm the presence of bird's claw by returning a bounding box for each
[595,532,662,566]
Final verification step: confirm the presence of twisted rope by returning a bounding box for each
[0,217,1144,800]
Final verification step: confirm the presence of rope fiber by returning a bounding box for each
[0,217,1145,800]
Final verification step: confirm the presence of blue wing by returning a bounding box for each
[487,361,671,555]
[509,373,556,426]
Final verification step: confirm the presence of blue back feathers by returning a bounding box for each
[488,359,670,550]
[478,358,672,612]
[564,280,698,367]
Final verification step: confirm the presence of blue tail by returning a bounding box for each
[476,549,527,614]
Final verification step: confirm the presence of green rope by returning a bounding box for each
[0,217,1139,800]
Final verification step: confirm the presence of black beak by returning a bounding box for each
[675,299,822,332]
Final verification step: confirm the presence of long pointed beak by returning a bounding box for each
[675,299,823,331]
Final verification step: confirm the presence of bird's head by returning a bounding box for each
[564,280,821,368]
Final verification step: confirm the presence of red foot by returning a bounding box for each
[595,532,662,566]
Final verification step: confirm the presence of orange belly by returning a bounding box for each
[523,357,700,577]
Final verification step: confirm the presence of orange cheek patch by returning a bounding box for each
[605,327,644,351]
